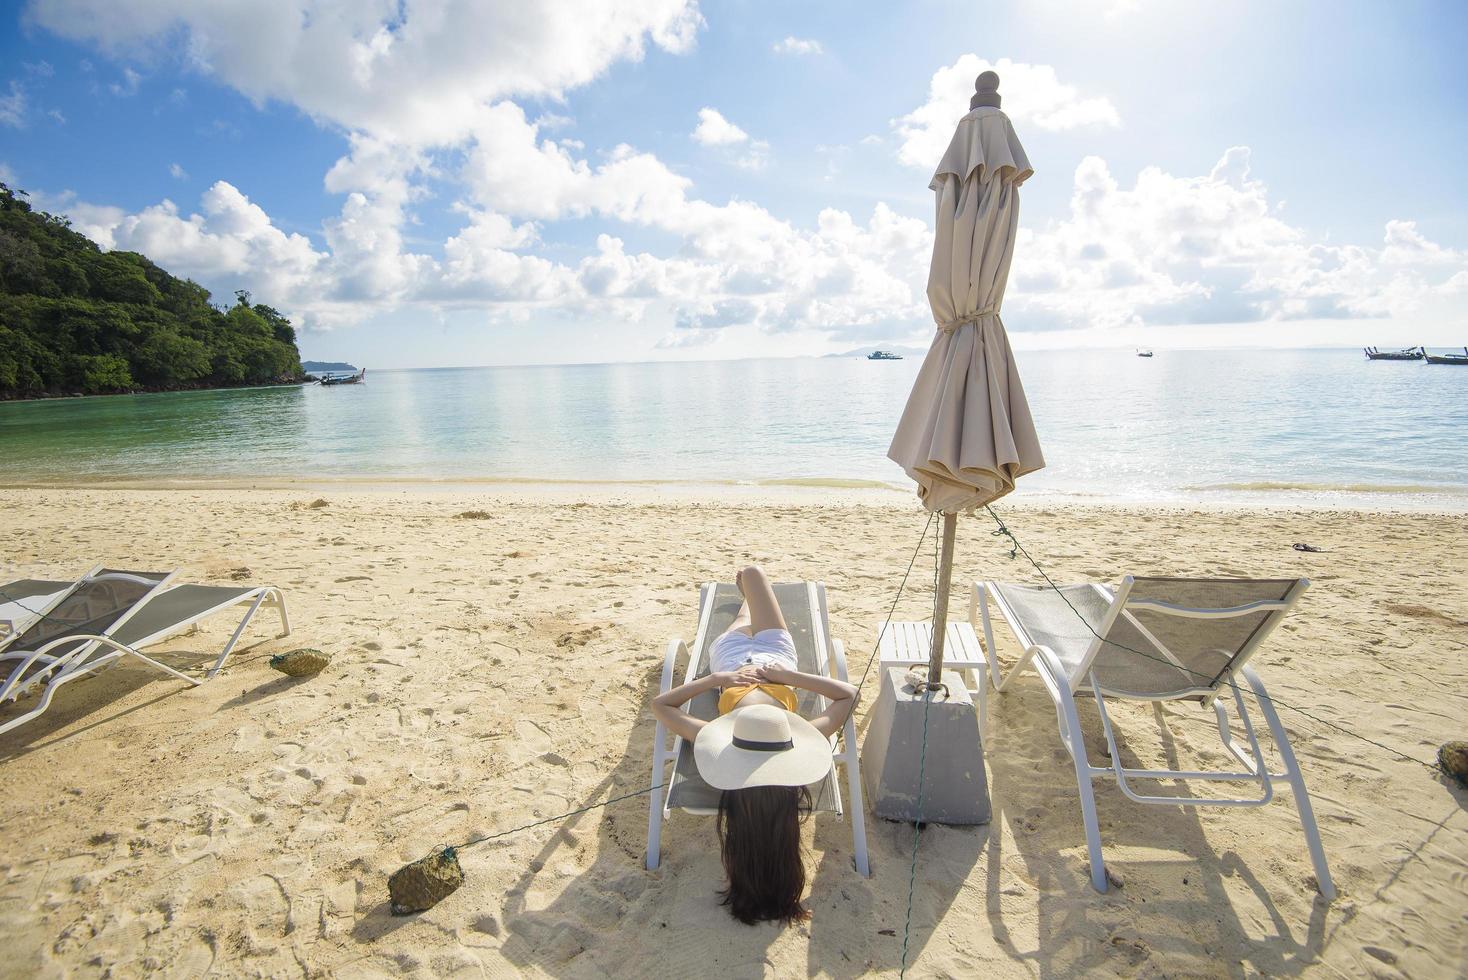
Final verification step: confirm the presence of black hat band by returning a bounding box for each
[732,736,793,752]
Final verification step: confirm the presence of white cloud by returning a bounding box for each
[50,139,1467,348]
[534,113,574,131]
[691,107,768,169]
[0,81,28,127]
[692,107,748,146]
[52,95,931,342]
[27,0,704,145]
[113,182,326,300]
[168,161,187,179]
[894,55,1120,168]
[772,36,822,56]
[1005,147,1468,335]
[109,66,141,97]
[735,140,771,171]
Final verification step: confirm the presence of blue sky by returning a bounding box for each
[3,0,1466,367]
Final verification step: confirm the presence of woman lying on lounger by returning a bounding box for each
[650,565,858,925]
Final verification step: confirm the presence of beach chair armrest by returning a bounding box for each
[827,635,851,683]
[1032,644,1073,692]
[660,637,687,695]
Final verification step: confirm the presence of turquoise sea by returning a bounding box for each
[2,348,1465,508]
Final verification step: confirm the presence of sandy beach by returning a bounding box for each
[1,485,1464,978]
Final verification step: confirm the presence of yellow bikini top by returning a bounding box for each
[718,683,798,716]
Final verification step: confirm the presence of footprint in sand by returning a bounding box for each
[226,873,293,950]
[556,626,603,649]
[513,720,554,758]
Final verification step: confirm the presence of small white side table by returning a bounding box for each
[874,620,989,730]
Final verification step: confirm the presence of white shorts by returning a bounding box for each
[709,628,798,675]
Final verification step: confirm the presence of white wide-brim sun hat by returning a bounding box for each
[694,702,832,791]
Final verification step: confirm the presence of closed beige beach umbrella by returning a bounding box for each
[889,71,1045,683]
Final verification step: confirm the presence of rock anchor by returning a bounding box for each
[1439,741,1468,788]
[389,847,465,914]
[270,648,331,677]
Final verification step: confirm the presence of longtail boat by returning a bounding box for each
[1424,347,1468,365]
[1363,346,1424,361]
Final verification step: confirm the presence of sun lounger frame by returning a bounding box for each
[0,564,105,654]
[973,575,1334,899]
[1,570,291,736]
[1,570,186,734]
[120,583,292,678]
[646,581,870,877]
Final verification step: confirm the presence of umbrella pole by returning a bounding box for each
[926,511,958,686]
[863,507,990,824]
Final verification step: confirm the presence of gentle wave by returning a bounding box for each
[1184,481,1468,496]
[754,477,905,490]
[0,473,906,491]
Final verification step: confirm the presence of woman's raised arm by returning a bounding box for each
[755,665,858,739]
[650,666,758,742]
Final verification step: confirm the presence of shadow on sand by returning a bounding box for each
[0,636,282,758]
[479,656,979,976]
[0,647,225,760]
[982,681,1329,977]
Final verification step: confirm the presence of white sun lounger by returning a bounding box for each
[973,575,1335,899]
[0,564,104,651]
[1,568,290,735]
[646,581,870,876]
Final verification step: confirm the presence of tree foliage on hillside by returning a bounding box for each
[0,183,304,397]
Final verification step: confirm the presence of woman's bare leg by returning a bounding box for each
[735,564,787,634]
[727,600,753,637]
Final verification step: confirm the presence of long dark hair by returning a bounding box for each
[715,784,813,925]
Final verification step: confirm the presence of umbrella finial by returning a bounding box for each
[970,70,1001,110]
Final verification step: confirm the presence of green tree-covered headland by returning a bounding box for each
[0,183,305,399]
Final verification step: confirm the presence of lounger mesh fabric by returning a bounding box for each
[0,580,72,633]
[667,582,839,812]
[0,579,73,601]
[992,577,1298,698]
[110,585,264,648]
[9,570,168,655]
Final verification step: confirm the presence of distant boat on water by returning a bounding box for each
[1364,346,1424,361]
[1136,348,1154,358]
[867,350,903,360]
[1423,347,1468,365]
[318,368,366,386]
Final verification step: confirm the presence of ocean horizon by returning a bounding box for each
[3,346,1464,510]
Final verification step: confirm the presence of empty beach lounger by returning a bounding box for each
[1,569,290,735]
[972,576,1335,899]
[0,564,105,651]
[646,581,870,876]
[114,580,291,679]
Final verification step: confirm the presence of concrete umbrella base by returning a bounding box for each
[861,666,990,825]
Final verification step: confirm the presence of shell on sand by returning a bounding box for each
[389,847,464,915]
[270,648,331,677]
[1439,741,1468,787]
